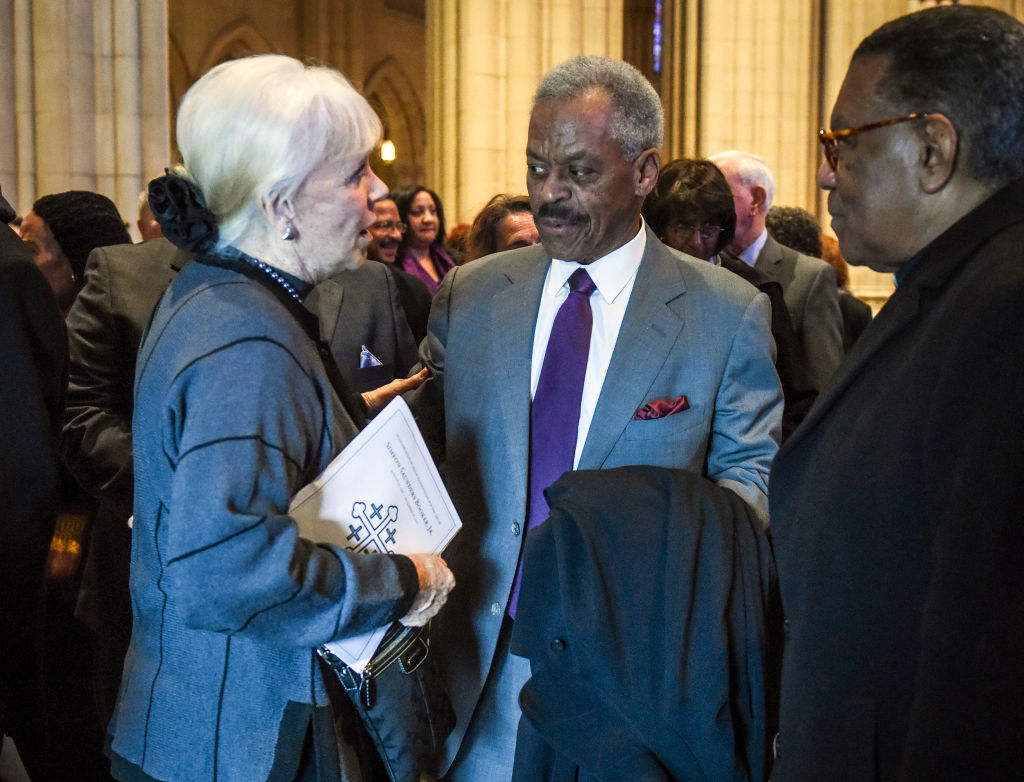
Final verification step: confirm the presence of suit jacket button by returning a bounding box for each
[550,638,566,652]
[490,602,502,616]
[511,522,521,536]
[783,618,791,637]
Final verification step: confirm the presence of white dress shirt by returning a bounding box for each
[530,222,647,467]
[737,227,769,266]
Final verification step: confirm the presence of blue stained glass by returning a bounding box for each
[653,0,663,73]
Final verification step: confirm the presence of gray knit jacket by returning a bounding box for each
[108,254,418,782]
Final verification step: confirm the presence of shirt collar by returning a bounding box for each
[738,228,769,266]
[546,220,647,304]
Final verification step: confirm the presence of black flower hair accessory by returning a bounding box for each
[148,170,219,253]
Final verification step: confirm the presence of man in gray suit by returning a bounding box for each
[711,150,844,393]
[305,260,420,393]
[412,56,782,781]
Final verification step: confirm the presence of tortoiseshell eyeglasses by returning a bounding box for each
[818,113,932,172]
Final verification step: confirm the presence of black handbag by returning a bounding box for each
[318,622,454,782]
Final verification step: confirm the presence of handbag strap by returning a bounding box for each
[316,623,430,709]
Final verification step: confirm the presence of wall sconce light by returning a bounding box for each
[380,139,396,163]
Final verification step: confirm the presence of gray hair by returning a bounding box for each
[709,150,776,211]
[533,55,663,161]
[175,54,381,248]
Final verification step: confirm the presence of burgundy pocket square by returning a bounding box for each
[633,395,690,420]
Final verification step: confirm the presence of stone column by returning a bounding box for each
[427,0,624,224]
[819,0,908,305]
[695,0,822,209]
[657,0,906,305]
[0,0,169,237]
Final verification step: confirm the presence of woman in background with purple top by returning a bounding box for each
[391,184,458,293]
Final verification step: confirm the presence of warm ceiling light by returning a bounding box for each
[380,139,396,162]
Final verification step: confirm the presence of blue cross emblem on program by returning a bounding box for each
[346,501,400,553]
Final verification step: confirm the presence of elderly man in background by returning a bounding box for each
[413,55,782,781]
[135,188,164,241]
[711,150,843,394]
[770,6,1024,779]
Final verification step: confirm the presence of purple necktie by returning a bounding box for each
[509,267,596,616]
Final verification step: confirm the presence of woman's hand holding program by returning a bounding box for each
[400,553,455,627]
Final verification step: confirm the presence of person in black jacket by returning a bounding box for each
[771,7,1024,778]
[0,185,67,780]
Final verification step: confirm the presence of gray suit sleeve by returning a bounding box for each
[708,291,782,521]
[61,248,135,520]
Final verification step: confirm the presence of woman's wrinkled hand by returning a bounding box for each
[362,367,430,414]
[400,553,455,627]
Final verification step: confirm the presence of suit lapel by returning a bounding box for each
[580,233,687,470]
[491,249,549,491]
[311,277,345,343]
[753,234,783,281]
[169,245,192,274]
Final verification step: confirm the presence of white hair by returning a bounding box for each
[137,188,153,221]
[175,54,381,248]
[709,150,776,211]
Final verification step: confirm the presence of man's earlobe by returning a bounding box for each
[635,149,661,197]
[919,113,958,194]
[749,185,768,213]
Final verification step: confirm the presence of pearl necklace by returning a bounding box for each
[245,257,303,303]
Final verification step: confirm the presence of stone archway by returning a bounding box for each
[194,20,276,76]
[364,57,426,189]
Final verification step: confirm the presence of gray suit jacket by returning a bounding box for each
[63,238,186,528]
[410,227,782,774]
[754,234,843,393]
[305,261,419,394]
[62,239,187,652]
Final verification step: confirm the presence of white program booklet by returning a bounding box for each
[288,396,460,673]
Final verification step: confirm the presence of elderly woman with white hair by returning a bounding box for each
[106,55,453,782]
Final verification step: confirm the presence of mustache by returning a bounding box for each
[536,204,586,225]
